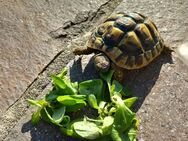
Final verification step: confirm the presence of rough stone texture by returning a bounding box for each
[1,0,188,141]
[0,0,114,113]
[176,42,188,67]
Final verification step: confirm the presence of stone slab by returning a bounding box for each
[1,0,188,141]
[0,0,113,113]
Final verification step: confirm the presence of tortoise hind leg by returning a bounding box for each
[73,47,94,55]
[111,63,125,83]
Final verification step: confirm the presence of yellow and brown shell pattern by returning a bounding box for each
[87,12,165,69]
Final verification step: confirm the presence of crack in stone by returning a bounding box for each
[48,11,92,39]
[48,0,121,40]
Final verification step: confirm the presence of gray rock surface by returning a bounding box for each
[0,0,115,113]
[1,0,188,141]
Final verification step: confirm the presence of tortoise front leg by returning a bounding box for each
[93,53,125,82]
[73,47,94,55]
[93,53,111,73]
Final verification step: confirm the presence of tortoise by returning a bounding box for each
[73,12,168,81]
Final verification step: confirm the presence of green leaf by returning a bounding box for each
[57,67,68,79]
[123,118,139,141]
[44,106,66,126]
[98,101,107,117]
[114,107,134,133]
[126,128,137,141]
[79,79,104,102]
[72,82,78,89]
[112,95,135,133]
[51,74,66,89]
[40,108,51,123]
[73,120,102,140]
[68,95,87,100]
[60,115,70,126]
[57,95,76,106]
[31,108,41,125]
[108,107,116,115]
[27,99,47,108]
[60,127,75,137]
[124,97,138,108]
[45,90,58,102]
[57,95,86,106]
[88,94,98,109]
[85,116,103,125]
[100,70,114,97]
[100,70,114,84]
[112,80,123,93]
[111,127,125,141]
[111,127,137,141]
[27,99,41,107]
[57,95,87,112]
[60,118,83,138]
[52,106,66,123]
[51,74,77,95]
[71,82,78,89]
[65,102,86,112]
[99,101,107,109]
[101,116,114,135]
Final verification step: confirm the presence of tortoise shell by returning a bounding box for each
[87,12,164,69]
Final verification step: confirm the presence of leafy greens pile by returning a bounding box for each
[28,68,139,141]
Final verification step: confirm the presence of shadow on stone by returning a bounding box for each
[68,52,173,112]
[122,52,173,112]
[69,55,100,83]
[21,52,172,141]
[22,120,66,141]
